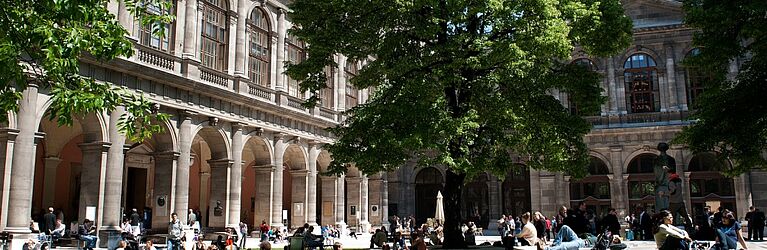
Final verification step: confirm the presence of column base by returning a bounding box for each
[4,231,36,250]
[98,228,122,249]
[359,221,371,234]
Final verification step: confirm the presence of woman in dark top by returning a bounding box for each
[534,212,547,241]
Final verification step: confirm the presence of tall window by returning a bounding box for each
[624,54,659,113]
[248,9,270,86]
[688,152,736,218]
[686,49,707,108]
[200,0,228,71]
[569,157,611,216]
[568,58,597,115]
[287,35,305,98]
[137,2,174,52]
[319,66,335,109]
[345,61,359,109]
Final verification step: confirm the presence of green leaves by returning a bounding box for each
[0,0,174,141]
[290,0,631,178]
[675,0,767,175]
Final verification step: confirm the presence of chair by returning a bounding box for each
[288,236,305,250]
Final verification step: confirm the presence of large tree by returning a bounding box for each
[287,0,631,247]
[675,0,767,174]
[0,0,173,140]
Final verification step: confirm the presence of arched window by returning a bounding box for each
[200,0,228,71]
[570,157,611,216]
[627,153,675,211]
[248,8,270,87]
[137,2,175,52]
[287,35,306,98]
[319,66,335,109]
[415,167,443,224]
[624,54,659,113]
[686,49,707,108]
[688,152,735,217]
[345,61,359,109]
[502,165,531,217]
[568,58,597,115]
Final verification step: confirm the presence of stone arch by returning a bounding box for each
[619,46,663,69]
[192,125,231,160]
[242,134,273,169]
[588,152,612,175]
[414,167,444,224]
[411,166,446,184]
[246,3,276,31]
[623,147,660,173]
[283,144,307,170]
[316,150,332,173]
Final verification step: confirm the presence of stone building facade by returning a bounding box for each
[0,0,387,249]
[387,0,767,228]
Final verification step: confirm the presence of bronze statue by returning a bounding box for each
[654,142,671,210]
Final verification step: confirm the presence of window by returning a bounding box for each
[624,54,659,113]
[200,0,228,71]
[568,58,598,116]
[137,2,174,52]
[627,153,656,174]
[345,61,359,109]
[319,66,335,109]
[686,49,707,108]
[286,35,306,98]
[248,8,270,86]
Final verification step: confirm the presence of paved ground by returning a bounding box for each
[245,233,767,250]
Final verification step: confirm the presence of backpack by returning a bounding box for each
[591,231,610,250]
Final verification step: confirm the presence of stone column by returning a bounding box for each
[337,56,347,111]
[274,10,286,92]
[360,176,371,232]
[319,176,337,225]
[98,107,128,247]
[199,171,210,226]
[290,170,308,228]
[175,111,195,223]
[227,13,238,75]
[306,144,320,226]
[254,165,274,225]
[345,177,361,227]
[608,175,622,215]
[563,176,572,207]
[271,135,287,228]
[335,175,347,228]
[5,84,38,233]
[683,172,692,215]
[228,123,244,227]
[182,0,199,59]
[173,0,188,58]
[0,129,18,231]
[664,44,678,111]
[118,0,135,37]
[487,177,501,231]
[41,157,62,208]
[152,152,179,229]
[622,174,631,211]
[78,142,110,224]
[208,159,233,228]
[606,57,618,114]
[233,0,248,77]
[381,177,389,228]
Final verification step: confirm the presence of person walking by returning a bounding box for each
[168,213,184,250]
[130,208,141,227]
[746,206,755,241]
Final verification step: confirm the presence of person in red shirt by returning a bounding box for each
[259,220,270,242]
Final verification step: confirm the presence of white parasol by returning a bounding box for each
[435,191,445,223]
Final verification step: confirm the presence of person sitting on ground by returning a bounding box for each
[143,240,157,250]
[517,212,539,246]
[543,225,592,250]
[51,219,66,240]
[194,237,206,250]
[411,232,427,250]
[653,210,692,250]
[116,240,128,250]
[304,226,324,249]
[213,235,226,250]
[714,212,748,250]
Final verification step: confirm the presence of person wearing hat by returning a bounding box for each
[667,169,691,228]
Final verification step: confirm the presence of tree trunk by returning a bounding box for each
[441,169,468,249]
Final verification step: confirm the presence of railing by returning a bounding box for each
[200,68,229,88]
[248,83,274,101]
[286,96,307,111]
[585,110,691,128]
[319,107,336,120]
[135,44,177,71]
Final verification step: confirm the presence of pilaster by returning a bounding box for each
[228,123,244,227]
[41,157,62,209]
[345,177,361,227]
[253,165,275,225]
[78,141,110,236]
[319,175,337,225]
[290,169,309,227]
[360,176,370,232]
[271,134,287,228]
[336,175,347,228]
[274,9,286,92]
[182,0,199,60]
[208,159,234,228]
[0,129,18,231]
[152,151,179,229]
[306,143,321,226]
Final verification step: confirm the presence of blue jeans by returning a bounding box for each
[547,225,585,250]
[80,235,97,249]
[715,229,737,250]
[168,239,181,250]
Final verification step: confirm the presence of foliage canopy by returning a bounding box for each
[676,0,767,175]
[0,0,173,140]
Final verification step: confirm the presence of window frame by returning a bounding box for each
[247,8,271,87]
[624,54,660,113]
[199,0,229,71]
[137,1,176,53]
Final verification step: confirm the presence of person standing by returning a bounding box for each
[188,209,197,227]
[640,207,653,240]
[42,207,57,237]
[602,208,621,236]
[746,206,755,241]
[238,221,248,249]
[168,213,184,250]
[130,208,141,227]
[754,208,766,241]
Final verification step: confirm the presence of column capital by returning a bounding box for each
[208,159,234,168]
[78,141,111,152]
[609,145,623,152]
[44,156,62,167]
[0,128,19,141]
[622,174,630,180]
[290,169,309,177]
[154,151,180,160]
[253,164,276,173]
[563,176,571,182]
[232,122,246,130]
[683,171,692,179]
